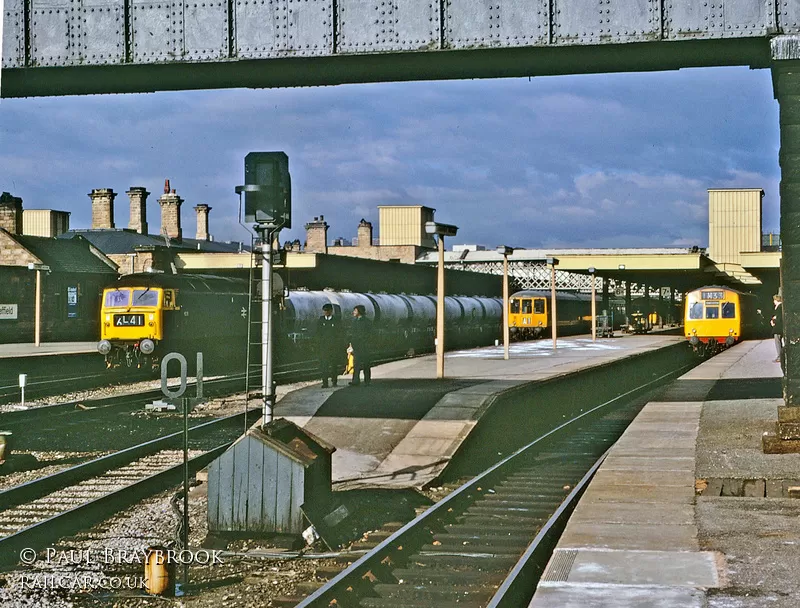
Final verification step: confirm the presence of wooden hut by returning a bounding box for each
[207,419,335,535]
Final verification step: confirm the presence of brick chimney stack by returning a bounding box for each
[126,187,150,234]
[158,181,183,241]
[304,215,329,254]
[194,204,212,241]
[89,188,116,229]
[0,192,23,235]
[357,218,373,248]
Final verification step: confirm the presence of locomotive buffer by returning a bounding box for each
[236,152,291,429]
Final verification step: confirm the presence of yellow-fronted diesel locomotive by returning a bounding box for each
[684,286,755,356]
[98,274,250,370]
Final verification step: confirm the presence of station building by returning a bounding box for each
[0,192,118,343]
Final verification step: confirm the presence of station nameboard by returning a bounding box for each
[0,304,18,320]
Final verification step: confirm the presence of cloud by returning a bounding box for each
[0,65,781,251]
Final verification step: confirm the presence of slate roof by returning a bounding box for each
[14,234,118,274]
[59,229,249,255]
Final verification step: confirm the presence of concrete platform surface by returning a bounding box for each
[531,340,800,607]
[0,342,97,358]
[269,334,681,490]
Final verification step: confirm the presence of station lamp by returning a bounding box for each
[588,267,597,341]
[546,257,559,349]
[27,263,51,347]
[496,246,515,360]
[426,222,459,378]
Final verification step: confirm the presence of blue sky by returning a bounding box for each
[0,65,780,250]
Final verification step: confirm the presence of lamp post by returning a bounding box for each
[619,264,631,329]
[496,246,514,360]
[27,263,50,347]
[425,221,459,379]
[588,267,596,341]
[547,257,559,350]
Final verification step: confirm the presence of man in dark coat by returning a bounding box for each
[317,303,342,388]
[348,304,372,386]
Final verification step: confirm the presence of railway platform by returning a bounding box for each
[0,341,97,359]
[270,334,684,490]
[530,339,800,608]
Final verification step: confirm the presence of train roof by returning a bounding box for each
[687,285,755,297]
[111,273,248,292]
[511,290,592,301]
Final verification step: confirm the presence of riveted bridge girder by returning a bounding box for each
[2,0,800,97]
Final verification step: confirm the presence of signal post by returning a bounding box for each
[236,152,291,427]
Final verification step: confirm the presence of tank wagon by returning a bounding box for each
[98,273,503,371]
[684,286,756,356]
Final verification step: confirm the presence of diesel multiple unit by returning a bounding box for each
[684,286,755,356]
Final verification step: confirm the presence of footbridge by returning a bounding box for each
[2,1,799,97]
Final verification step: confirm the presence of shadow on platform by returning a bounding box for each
[314,379,486,420]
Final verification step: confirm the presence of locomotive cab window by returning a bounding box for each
[510,300,520,314]
[534,299,545,314]
[133,289,159,307]
[522,300,533,314]
[689,302,703,319]
[721,302,736,319]
[104,290,130,308]
[705,305,720,319]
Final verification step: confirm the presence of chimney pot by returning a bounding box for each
[89,188,116,230]
[126,187,150,234]
[159,187,183,242]
[0,192,23,235]
[194,204,212,241]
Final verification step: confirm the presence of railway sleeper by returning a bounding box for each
[479,490,570,502]
[477,492,568,504]
[467,498,563,510]
[501,472,587,484]
[464,506,554,521]
[431,532,532,549]
[419,541,527,557]
[391,567,507,585]
[408,551,520,569]
[444,523,542,538]
[360,598,486,608]
[457,514,550,527]
[371,582,495,602]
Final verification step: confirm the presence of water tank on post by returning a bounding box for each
[207,418,335,536]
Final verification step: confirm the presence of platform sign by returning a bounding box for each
[67,286,78,318]
[243,152,292,228]
[0,304,17,320]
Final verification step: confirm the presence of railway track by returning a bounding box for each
[295,365,691,608]
[0,409,257,567]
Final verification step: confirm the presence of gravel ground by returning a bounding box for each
[0,451,107,491]
[0,478,352,608]
[0,378,169,414]
[0,378,364,608]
